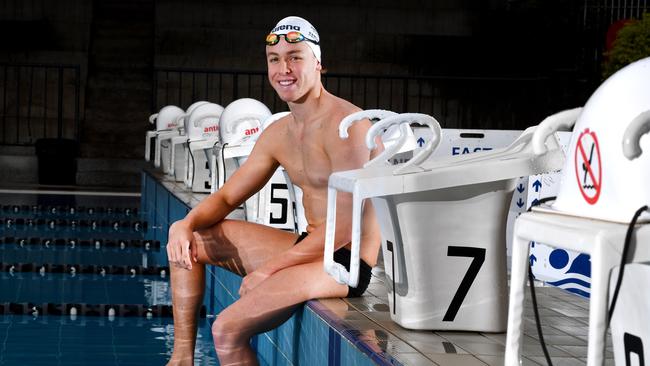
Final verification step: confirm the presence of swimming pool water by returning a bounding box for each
[0,315,218,366]
[0,192,217,365]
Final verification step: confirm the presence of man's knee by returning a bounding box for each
[211,313,247,348]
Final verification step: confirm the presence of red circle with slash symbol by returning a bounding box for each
[574,128,602,205]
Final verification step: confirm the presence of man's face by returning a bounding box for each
[266,38,321,103]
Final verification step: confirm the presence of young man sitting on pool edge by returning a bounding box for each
[165,16,382,365]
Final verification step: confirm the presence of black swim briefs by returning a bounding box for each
[294,232,372,298]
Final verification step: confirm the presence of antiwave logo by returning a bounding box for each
[272,24,300,32]
[245,127,259,136]
[204,125,218,133]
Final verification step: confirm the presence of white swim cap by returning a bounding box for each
[269,16,321,63]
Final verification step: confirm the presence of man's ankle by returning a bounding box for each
[166,353,194,366]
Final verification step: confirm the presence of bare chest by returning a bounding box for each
[278,128,332,190]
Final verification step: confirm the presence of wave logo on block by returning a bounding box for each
[530,243,591,298]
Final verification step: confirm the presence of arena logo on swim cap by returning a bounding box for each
[272,24,301,33]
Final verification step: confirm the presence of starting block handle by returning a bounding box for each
[340,109,416,169]
[174,112,190,132]
[623,110,650,160]
[364,122,414,168]
[338,109,398,139]
[192,112,222,127]
[532,107,582,155]
[367,113,442,175]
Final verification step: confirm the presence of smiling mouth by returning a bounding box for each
[278,79,296,87]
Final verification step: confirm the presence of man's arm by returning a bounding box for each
[167,132,281,269]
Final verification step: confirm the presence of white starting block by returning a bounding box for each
[185,102,224,193]
[145,105,184,169]
[324,109,580,331]
[506,211,650,366]
[163,101,209,180]
[505,57,650,366]
[610,263,650,366]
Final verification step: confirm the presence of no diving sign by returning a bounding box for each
[574,128,602,205]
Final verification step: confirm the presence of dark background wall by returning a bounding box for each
[0,0,645,188]
[153,0,583,76]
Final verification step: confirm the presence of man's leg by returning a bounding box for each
[212,260,349,365]
[167,219,299,366]
[168,256,205,365]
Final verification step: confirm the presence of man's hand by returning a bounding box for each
[239,268,272,297]
[166,220,198,270]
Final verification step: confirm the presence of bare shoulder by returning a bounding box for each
[324,94,362,127]
[320,93,374,170]
[260,113,292,136]
[255,113,292,145]
[246,113,293,162]
[321,93,367,143]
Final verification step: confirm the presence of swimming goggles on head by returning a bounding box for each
[265,31,319,46]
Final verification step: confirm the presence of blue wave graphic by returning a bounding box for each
[547,277,591,289]
[548,276,591,298]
